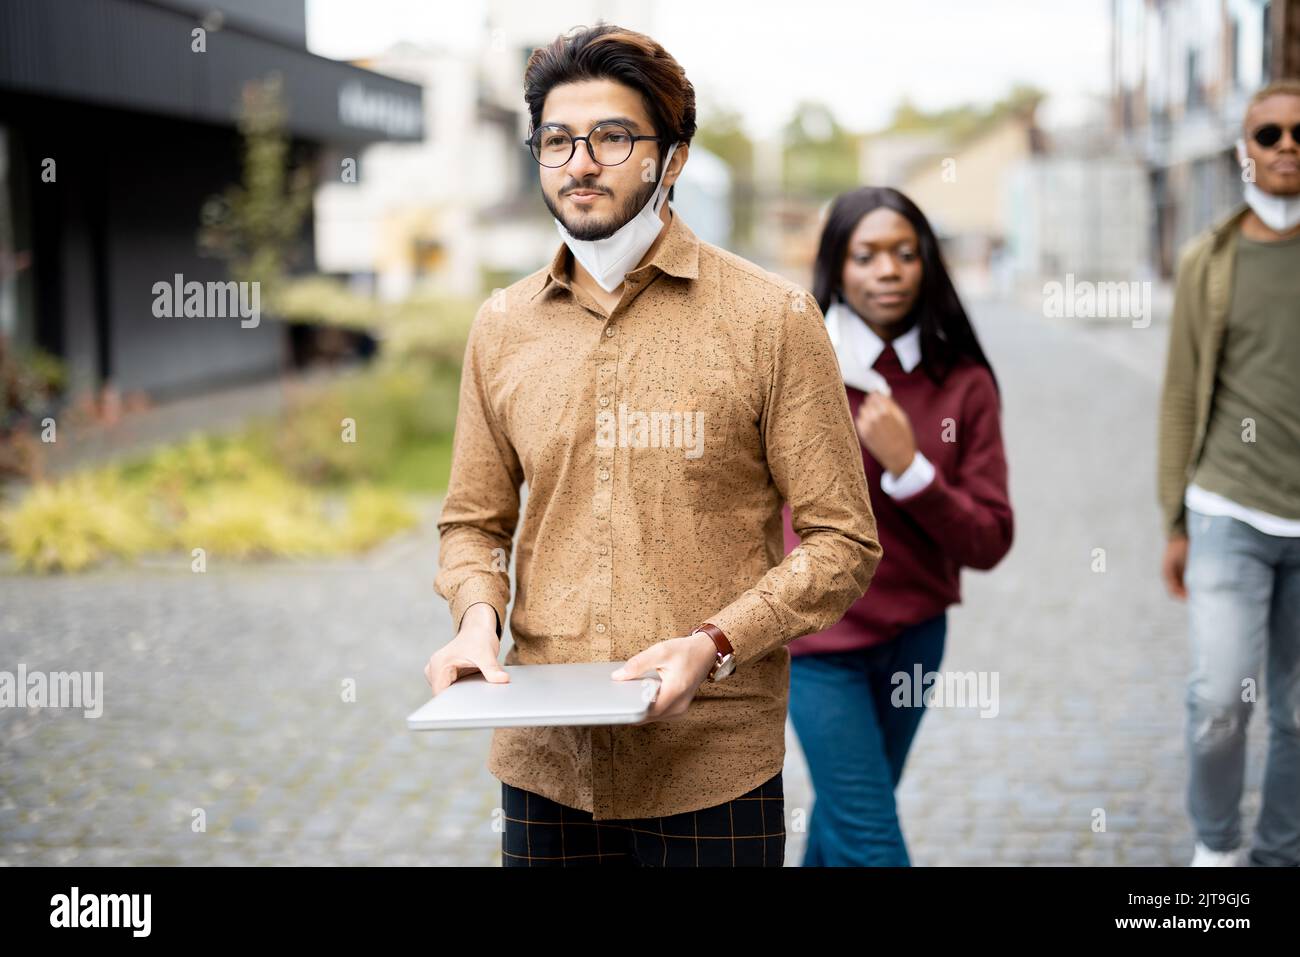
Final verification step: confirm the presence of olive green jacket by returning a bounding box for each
[1156,203,1251,539]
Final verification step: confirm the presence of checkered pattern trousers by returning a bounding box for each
[501,771,785,867]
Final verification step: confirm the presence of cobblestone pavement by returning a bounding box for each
[0,298,1267,866]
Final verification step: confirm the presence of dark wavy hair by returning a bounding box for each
[812,186,998,394]
[523,22,697,202]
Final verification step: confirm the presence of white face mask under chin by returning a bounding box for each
[1237,139,1300,232]
[1243,182,1300,232]
[554,141,680,293]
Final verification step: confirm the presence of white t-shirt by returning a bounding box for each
[1184,483,1300,537]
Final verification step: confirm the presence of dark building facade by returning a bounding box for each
[0,0,423,400]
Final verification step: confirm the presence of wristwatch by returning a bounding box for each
[693,622,736,681]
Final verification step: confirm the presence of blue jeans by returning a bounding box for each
[1185,510,1300,866]
[788,613,947,866]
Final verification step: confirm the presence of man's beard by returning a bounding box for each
[544,176,659,241]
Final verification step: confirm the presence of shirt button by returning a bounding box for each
[599,469,609,481]
[596,623,607,633]
[599,396,610,407]
[604,327,615,337]
[599,544,608,555]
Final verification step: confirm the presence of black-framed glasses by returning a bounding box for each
[525,122,661,167]
[1251,123,1300,148]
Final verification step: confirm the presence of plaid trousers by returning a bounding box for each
[501,771,785,867]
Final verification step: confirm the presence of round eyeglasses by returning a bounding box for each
[525,122,662,168]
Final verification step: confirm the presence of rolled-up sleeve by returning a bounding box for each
[433,303,524,638]
[706,292,882,668]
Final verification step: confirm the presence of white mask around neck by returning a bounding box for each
[554,141,680,293]
[1237,138,1300,233]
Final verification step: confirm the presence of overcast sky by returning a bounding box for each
[306,0,1111,137]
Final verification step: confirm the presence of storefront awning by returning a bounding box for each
[0,0,424,144]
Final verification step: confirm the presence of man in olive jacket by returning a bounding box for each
[1157,79,1300,867]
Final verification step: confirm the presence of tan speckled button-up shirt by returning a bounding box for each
[433,208,881,820]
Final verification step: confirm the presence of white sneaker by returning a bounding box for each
[1190,842,1244,866]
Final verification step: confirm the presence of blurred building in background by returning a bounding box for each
[1002,93,1153,298]
[894,104,1043,296]
[0,0,422,401]
[1111,0,1300,277]
[843,95,1049,299]
[314,40,516,302]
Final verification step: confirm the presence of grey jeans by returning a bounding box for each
[1185,509,1300,866]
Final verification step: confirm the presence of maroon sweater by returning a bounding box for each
[781,352,1013,655]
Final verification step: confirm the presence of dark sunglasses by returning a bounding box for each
[1251,123,1300,148]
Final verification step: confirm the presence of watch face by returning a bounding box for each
[714,655,736,680]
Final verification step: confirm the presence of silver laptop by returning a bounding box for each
[406,661,662,730]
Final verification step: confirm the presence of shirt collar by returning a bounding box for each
[843,303,922,374]
[529,206,701,302]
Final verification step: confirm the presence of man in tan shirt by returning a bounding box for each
[427,23,881,866]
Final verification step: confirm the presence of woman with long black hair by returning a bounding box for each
[782,186,1014,866]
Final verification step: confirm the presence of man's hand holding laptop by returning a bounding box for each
[423,601,717,724]
[611,633,717,724]
[424,602,509,695]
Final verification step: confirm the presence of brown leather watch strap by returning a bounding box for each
[693,622,733,658]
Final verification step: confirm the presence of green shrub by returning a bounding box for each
[272,360,459,486]
[173,473,333,560]
[0,473,161,572]
[274,275,384,329]
[1,344,464,572]
[338,485,419,551]
[382,295,477,367]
